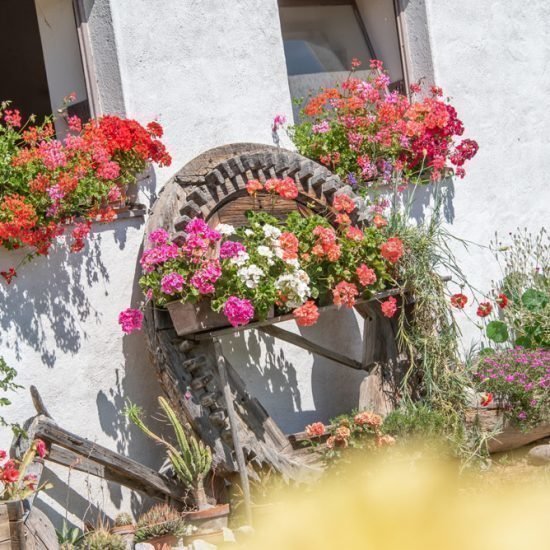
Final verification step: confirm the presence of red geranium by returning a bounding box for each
[332,281,359,308]
[381,296,397,318]
[380,237,404,264]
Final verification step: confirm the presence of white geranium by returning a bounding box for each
[230,250,250,267]
[244,229,254,236]
[257,245,273,259]
[237,264,264,289]
[263,224,281,240]
[217,223,235,236]
[274,270,311,308]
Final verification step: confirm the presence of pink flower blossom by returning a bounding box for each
[223,296,254,327]
[140,244,180,273]
[220,241,246,259]
[160,272,185,295]
[118,308,143,334]
[97,160,121,180]
[38,140,67,170]
[149,228,170,245]
[190,260,221,294]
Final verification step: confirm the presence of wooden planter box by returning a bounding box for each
[0,500,25,550]
[166,300,231,337]
[166,300,274,337]
[466,407,550,453]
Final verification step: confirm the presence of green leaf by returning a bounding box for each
[514,335,532,348]
[486,320,509,343]
[521,288,548,311]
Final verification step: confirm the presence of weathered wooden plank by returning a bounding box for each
[259,325,369,372]
[24,508,58,550]
[466,409,550,453]
[29,416,185,502]
[190,288,403,341]
[213,339,252,524]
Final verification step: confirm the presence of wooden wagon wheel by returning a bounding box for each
[143,144,399,487]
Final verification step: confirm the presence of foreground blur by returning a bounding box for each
[238,450,550,550]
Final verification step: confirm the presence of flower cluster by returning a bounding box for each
[1,439,50,501]
[473,348,550,426]
[291,59,478,190]
[124,194,403,333]
[0,101,171,280]
[304,410,396,466]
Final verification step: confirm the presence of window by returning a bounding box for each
[1,0,96,135]
[278,0,406,115]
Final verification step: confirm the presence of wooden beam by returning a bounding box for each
[30,416,185,503]
[213,339,252,525]
[259,325,370,372]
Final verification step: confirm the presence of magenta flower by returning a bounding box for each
[149,228,170,245]
[118,308,143,334]
[220,241,246,259]
[140,244,180,273]
[190,260,222,294]
[160,272,185,295]
[223,296,254,327]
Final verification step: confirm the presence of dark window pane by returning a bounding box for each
[0,0,52,122]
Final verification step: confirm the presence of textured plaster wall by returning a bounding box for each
[419,0,550,347]
[0,0,548,527]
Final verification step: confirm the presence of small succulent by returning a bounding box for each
[80,528,126,550]
[134,503,186,543]
[126,396,212,509]
[114,512,133,527]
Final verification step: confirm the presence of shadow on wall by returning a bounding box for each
[0,217,143,367]
[221,307,367,435]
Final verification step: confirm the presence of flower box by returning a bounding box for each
[166,300,230,337]
[0,500,25,549]
[166,300,274,337]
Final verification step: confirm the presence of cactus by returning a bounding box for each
[114,512,133,527]
[134,503,186,544]
[80,528,126,550]
[126,396,212,509]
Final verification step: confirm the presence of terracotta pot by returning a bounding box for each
[111,524,134,537]
[183,503,230,533]
[145,533,181,550]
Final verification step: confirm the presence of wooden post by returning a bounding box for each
[213,338,252,525]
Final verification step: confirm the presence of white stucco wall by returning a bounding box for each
[1,0,549,528]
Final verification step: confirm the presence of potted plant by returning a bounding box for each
[134,503,187,549]
[0,439,51,548]
[120,182,403,337]
[80,527,126,550]
[126,397,230,540]
[111,512,135,545]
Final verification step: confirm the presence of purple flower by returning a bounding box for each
[223,296,254,327]
[517,411,527,421]
[160,272,185,295]
[220,241,246,259]
[118,308,143,334]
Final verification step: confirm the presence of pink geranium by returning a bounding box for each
[223,296,254,327]
[118,308,144,334]
[161,272,185,295]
